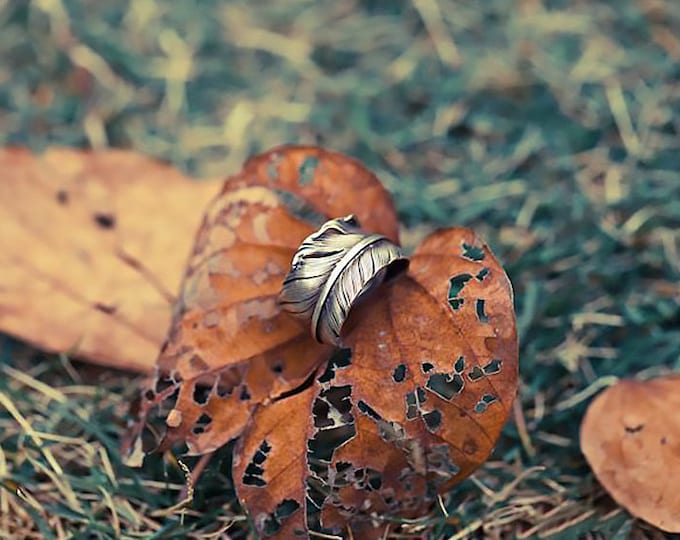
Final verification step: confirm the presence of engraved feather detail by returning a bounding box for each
[279,215,408,345]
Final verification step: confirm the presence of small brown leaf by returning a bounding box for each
[581,376,680,533]
[0,147,220,372]
[127,146,400,457]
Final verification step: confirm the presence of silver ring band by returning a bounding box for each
[279,215,408,345]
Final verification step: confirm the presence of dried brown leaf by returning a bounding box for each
[581,376,680,533]
[0,147,220,372]
[126,146,400,457]
[233,227,518,538]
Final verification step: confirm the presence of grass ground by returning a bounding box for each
[1,0,679,538]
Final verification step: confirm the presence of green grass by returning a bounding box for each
[1,0,679,538]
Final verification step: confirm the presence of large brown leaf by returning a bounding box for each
[0,147,220,372]
[581,376,680,533]
[233,227,518,538]
[126,146,400,456]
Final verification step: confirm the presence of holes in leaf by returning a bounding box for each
[240,385,251,401]
[476,267,490,281]
[351,467,383,491]
[271,361,284,374]
[93,212,116,229]
[243,440,272,487]
[416,387,427,405]
[305,475,327,511]
[155,375,174,394]
[357,400,381,421]
[312,399,332,428]
[447,273,472,312]
[260,498,301,536]
[308,424,356,462]
[193,383,211,405]
[317,349,352,384]
[427,444,460,485]
[468,366,484,382]
[313,386,353,429]
[275,498,300,518]
[474,394,498,413]
[405,392,418,420]
[466,358,502,383]
[309,385,356,465]
[483,359,502,375]
[462,242,485,261]
[330,461,353,487]
[336,461,352,472]
[476,299,489,323]
[392,363,407,382]
[422,409,442,433]
[358,400,411,448]
[298,156,319,186]
[366,469,382,491]
[454,356,466,373]
[426,373,464,401]
[193,413,212,434]
[449,298,464,310]
[421,362,434,373]
[274,189,327,227]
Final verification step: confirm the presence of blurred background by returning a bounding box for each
[1,0,679,538]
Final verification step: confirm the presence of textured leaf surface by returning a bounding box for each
[233,388,315,539]
[581,376,680,533]
[126,146,400,456]
[341,227,518,485]
[226,145,400,244]
[0,148,220,372]
[233,227,518,538]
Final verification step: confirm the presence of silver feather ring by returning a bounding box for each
[279,215,409,345]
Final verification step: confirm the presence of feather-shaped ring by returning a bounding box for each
[279,215,409,345]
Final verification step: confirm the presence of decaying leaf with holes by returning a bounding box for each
[122,146,517,538]
[123,146,400,459]
[581,376,680,533]
[232,227,518,538]
[0,147,220,372]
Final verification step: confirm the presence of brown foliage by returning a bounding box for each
[0,143,517,538]
[230,227,518,538]
[125,146,517,538]
[581,376,680,533]
[126,146,400,458]
[0,148,220,372]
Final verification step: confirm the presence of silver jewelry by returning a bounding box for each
[279,215,408,345]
